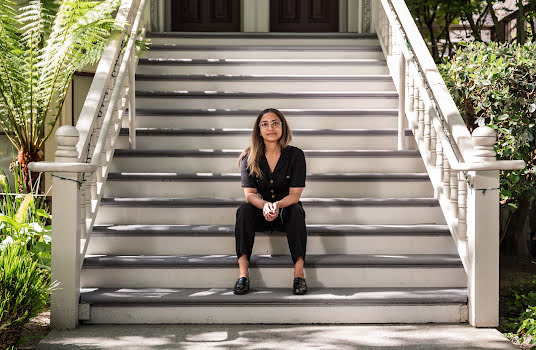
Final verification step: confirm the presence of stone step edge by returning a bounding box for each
[135,74,392,81]
[135,90,398,98]
[147,44,383,51]
[134,108,398,116]
[146,32,379,39]
[106,172,429,181]
[80,287,467,305]
[118,128,412,136]
[138,58,387,65]
[82,254,463,268]
[98,197,439,207]
[113,149,421,158]
[91,224,450,237]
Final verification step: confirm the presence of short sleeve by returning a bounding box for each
[240,156,257,188]
[289,148,306,188]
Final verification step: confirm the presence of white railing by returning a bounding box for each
[375,0,525,327]
[28,0,147,329]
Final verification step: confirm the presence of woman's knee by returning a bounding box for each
[285,203,305,220]
[236,202,259,219]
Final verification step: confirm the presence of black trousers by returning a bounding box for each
[235,203,307,264]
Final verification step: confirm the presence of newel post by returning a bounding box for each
[467,126,500,327]
[51,125,81,329]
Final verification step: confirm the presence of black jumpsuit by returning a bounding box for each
[235,145,307,264]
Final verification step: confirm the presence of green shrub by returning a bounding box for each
[439,41,536,255]
[0,167,51,270]
[0,243,51,349]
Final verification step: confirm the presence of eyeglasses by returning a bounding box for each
[259,121,282,129]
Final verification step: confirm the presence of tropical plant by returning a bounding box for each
[0,166,51,270]
[0,243,53,349]
[439,40,536,258]
[0,0,122,188]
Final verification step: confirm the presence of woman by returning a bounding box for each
[234,108,307,295]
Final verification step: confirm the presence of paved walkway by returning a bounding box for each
[36,324,518,350]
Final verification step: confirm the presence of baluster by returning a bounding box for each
[79,179,87,240]
[443,154,450,200]
[450,166,458,210]
[424,105,432,155]
[89,171,97,203]
[429,124,437,168]
[408,70,415,114]
[457,171,468,240]
[435,138,443,197]
[84,175,92,223]
[417,88,425,141]
[411,81,420,132]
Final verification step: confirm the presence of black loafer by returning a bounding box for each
[293,277,307,295]
[233,277,250,295]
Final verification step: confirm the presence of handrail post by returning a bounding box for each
[467,126,500,327]
[397,53,406,150]
[50,126,82,329]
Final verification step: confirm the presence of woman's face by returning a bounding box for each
[259,112,282,143]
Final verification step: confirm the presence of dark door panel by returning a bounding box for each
[172,0,240,32]
[270,0,339,32]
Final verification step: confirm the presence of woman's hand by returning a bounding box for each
[263,201,280,222]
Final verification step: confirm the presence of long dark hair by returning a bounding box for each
[238,108,292,179]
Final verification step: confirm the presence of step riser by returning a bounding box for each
[109,157,426,173]
[82,304,467,324]
[144,50,385,60]
[95,206,446,225]
[116,134,417,151]
[86,235,458,255]
[124,115,399,129]
[148,38,382,46]
[103,180,434,198]
[137,64,390,75]
[80,266,465,288]
[136,80,395,92]
[135,96,399,109]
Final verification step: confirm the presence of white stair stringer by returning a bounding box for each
[81,32,468,324]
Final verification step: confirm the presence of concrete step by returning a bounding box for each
[87,224,456,255]
[116,128,416,150]
[143,45,385,59]
[135,90,399,109]
[127,108,399,129]
[81,254,465,289]
[78,286,467,324]
[102,172,433,198]
[94,197,446,225]
[145,31,381,46]
[109,149,426,173]
[135,74,395,92]
[137,58,390,75]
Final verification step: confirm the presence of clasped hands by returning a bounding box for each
[263,201,280,222]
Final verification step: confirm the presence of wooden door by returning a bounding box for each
[171,0,241,32]
[270,0,339,32]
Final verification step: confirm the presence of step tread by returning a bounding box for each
[146,32,379,39]
[136,90,398,98]
[99,197,439,207]
[83,254,463,268]
[92,224,450,236]
[148,44,382,51]
[80,287,467,305]
[107,172,429,181]
[134,108,398,116]
[113,149,421,157]
[119,128,411,136]
[138,58,387,65]
[135,74,393,81]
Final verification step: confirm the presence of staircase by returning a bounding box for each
[79,32,468,324]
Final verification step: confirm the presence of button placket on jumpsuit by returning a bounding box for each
[235,146,307,264]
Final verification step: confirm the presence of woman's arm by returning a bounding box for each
[244,187,268,210]
[276,187,304,208]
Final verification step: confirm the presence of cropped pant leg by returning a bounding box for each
[235,203,264,261]
[281,203,307,264]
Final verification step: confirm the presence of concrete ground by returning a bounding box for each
[36,324,518,350]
